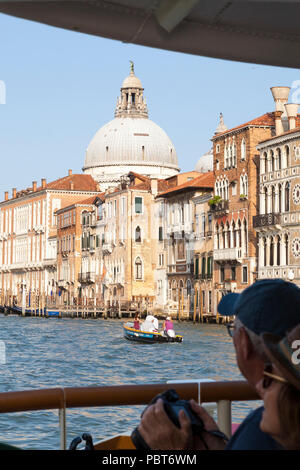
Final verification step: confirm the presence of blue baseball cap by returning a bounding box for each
[218,279,300,337]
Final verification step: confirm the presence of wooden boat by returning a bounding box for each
[123,322,183,344]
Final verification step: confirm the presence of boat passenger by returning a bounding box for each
[255,323,300,450]
[136,279,300,450]
[162,316,175,338]
[133,314,140,330]
[141,315,157,333]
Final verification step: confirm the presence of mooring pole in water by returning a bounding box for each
[200,289,203,323]
[193,288,197,323]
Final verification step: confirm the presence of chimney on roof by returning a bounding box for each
[68,169,72,176]
[284,103,299,131]
[70,181,74,190]
[32,181,37,192]
[274,111,284,136]
[41,178,46,189]
[4,191,8,201]
[96,183,101,192]
[271,86,290,134]
[12,188,16,199]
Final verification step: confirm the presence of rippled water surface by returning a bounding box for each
[0,315,260,449]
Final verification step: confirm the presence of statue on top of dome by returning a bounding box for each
[130,60,135,74]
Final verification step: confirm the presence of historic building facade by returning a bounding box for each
[156,173,214,315]
[211,111,275,307]
[0,171,99,305]
[254,87,300,287]
[192,191,214,318]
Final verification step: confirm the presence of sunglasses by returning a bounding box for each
[262,364,288,389]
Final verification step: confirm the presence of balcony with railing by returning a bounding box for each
[253,213,282,229]
[167,262,193,274]
[214,247,243,262]
[78,272,96,284]
[209,200,229,216]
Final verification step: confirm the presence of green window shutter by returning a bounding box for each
[201,257,206,277]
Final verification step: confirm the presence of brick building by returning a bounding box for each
[211,111,275,309]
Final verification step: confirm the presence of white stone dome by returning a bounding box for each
[122,74,143,89]
[83,64,180,188]
[195,149,213,172]
[83,117,179,171]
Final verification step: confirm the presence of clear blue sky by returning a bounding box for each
[1,12,300,198]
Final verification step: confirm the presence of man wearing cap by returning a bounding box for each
[137,279,300,450]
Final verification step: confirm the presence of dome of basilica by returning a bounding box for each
[84,117,178,170]
[195,149,213,173]
[83,63,179,188]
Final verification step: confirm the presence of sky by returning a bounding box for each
[1,12,300,198]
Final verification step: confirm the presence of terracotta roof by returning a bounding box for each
[258,123,300,145]
[45,174,99,192]
[212,112,276,139]
[56,193,105,213]
[157,172,214,198]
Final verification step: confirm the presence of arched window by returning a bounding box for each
[285,234,289,265]
[276,148,281,170]
[271,186,276,213]
[270,150,275,172]
[225,221,230,248]
[231,220,236,247]
[276,235,281,266]
[278,184,282,213]
[263,237,267,266]
[240,173,248,196]
[135,226,141,243]
[237,220,242,248]
[232,142,237,167]
[241,138,246,161]
[264,187,268,214]
[285,182,290,212]
[224,145,228,169]
[135,257,143,280]
[285,145,290,168]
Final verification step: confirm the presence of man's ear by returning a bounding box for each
[238,327,254,360]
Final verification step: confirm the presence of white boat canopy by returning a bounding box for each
[0,0,300,68]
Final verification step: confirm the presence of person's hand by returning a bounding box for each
[189,400,226,450]
[137,398,193,450]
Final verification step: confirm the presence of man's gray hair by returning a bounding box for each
[234,317,268,361]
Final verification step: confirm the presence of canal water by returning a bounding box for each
[0,314,261,449]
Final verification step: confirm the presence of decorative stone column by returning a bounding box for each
[273,236,278,266]
[266,237,271,266]
[259,236,264,269]
[280,237,286,266]
[260,186,266,214]
[274,184,279,213]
